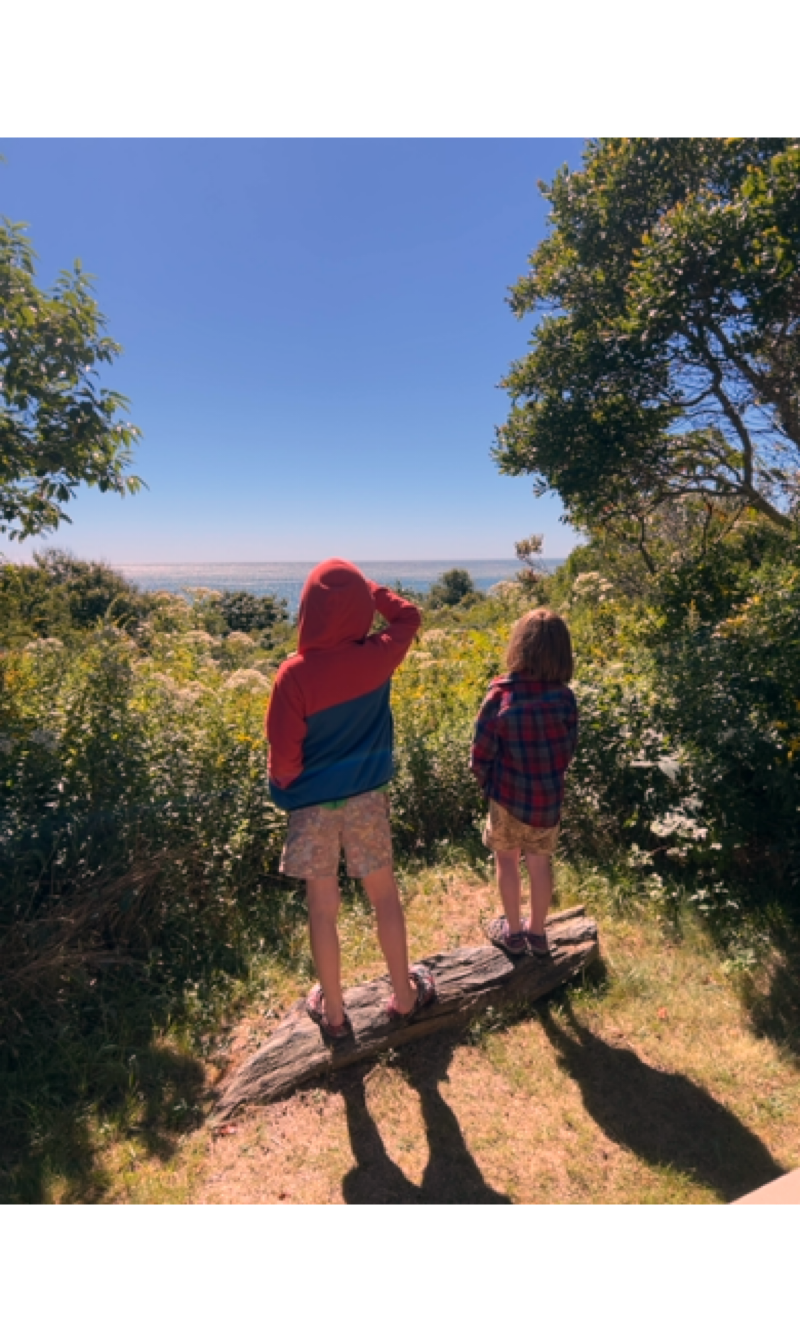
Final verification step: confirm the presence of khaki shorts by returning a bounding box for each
[482,798,560,856]
[279,789,393,881]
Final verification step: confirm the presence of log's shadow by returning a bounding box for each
[339,1033,510,1204]
[541,999,786,1202]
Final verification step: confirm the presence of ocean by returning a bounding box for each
[117,559,564,614]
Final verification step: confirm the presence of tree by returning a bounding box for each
[514,533,546,590]
[0,549,151,644]
[219,589,289,633]
[494,139,800,549]
[0,217,142,540]
[427,568,476,608]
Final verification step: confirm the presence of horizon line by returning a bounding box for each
[113,557,568,567]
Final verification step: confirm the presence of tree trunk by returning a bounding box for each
[213,905,599,1120]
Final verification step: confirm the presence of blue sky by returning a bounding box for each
[3,139,586,564]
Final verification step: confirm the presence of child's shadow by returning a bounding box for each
[339,1033,510,1204]
[541,999,785,1202]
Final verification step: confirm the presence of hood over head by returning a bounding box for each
[297,558,375,652]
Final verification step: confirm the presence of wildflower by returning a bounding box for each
[23,637,64,653]
[573,572,613,599]
[226,632,255,648]
[487,580,522,600]
[149,671,179,693]
[177,682,205,705]
[224,668,271,693]
[152,592,186,606]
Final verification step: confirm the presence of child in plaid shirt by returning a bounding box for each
[470,608,577,957]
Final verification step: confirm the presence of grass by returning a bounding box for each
[4,850,799,1204]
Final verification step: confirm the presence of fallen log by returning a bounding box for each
[212,904,598,1121]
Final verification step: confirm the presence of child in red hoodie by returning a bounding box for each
[266,558,436,1040]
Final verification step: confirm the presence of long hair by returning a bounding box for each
[505,608,573,682]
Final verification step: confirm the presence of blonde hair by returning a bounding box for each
[505,608,573,682]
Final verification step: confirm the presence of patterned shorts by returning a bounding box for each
[279,789,393,881]
[482,798,560,856]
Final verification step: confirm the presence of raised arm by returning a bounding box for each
[364,581,421,674]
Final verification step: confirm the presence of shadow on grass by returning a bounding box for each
[0,873,316,1205]
[0,1022,207,1204]
[738,918,800,1066]
[339,1032,510,1204]
[541,998,786,1202]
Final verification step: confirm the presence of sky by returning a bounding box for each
[2,138,587,564]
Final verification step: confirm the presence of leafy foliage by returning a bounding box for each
[0,549,153,646]
[514,533,548,591]
[495,138,800,541]
[427,567,477,608]
[0,218,142,538]
[549,532,800,908]
[218,588,289,633]
[0,622,285,1018]
[4,546,800,1198]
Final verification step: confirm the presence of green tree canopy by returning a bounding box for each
[219,589,289,632]
[0,217,142,540]
[0,548,152,644]
[494,139,800,547]
[427,568,476,607]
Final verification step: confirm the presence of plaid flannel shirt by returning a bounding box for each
[470,675,578,828]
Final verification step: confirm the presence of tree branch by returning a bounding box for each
[637,516,656,575]
[691,324,756,488]
[740,484,793,530]
[706,314,800,453]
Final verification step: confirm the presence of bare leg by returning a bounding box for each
[524,852,553,936]
[361,865,416,1015]
[495,848,523,933]
[306,876,345,1027]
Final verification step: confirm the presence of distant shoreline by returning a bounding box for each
[115,559,568,570]
[114,558,565,614]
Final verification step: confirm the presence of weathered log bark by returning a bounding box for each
[213,905,598,1121]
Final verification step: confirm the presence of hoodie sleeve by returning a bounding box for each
[364,582,421,675]
[265,661,307,789]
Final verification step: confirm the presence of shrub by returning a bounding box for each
[0,550,152,647]
[5,549,800,1042]
[427,568,477,608]
[219,589,289,633]
[0,625,287,1026]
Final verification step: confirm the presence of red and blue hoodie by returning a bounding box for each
[266,558,421,811]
